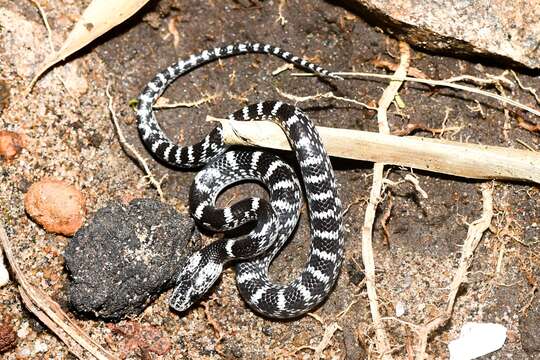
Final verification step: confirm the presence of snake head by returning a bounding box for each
[169,249,223,312]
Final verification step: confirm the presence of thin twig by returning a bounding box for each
[371,57,427,80]
[404,174,428,199]
[293,72,540,118]
[106,84,165,201]
[276,0,287,25]
[516,139,536,151]
[516,116,540,134]
[28,0,76,99]
[153,93,220,109]
[314,322,341,358]
[19,290,86,358]
[392,123,462,137]
[510,70,540,105]
[444,74,514,89]
[414,184,494,360]
[272,63,294,76]
[363,41,411,360]
[201,298,225,357]
[296,315,342,359]
[336,297,361,320]
[275,87,378,111]
[167,16,181,49]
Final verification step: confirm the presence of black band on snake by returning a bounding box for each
[136,42,344,318]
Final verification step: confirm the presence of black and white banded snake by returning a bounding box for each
[136,43,344,318]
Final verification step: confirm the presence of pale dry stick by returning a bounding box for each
[296,314,342,359]
[106,84,165,201]
[153,92,220,109]
[276,0,288,25]
[466,100,486,119]
[336,297,361,320]
[272,63,294,76]
[438,107,453,139]
[414,184,494,360]
[297,291,363,357]
[510,70,540,105]
[214,118,540,184]
[496,242,506,275]
[313,322,341,359]
[308,312,325,325]
[167,16,181,49]
[381,176,428,200]
[275,87,378,111]
[404,174,428,199]
[293,72,540,118]
[0,225,117,360]
[362,41,410,360]
[516,139,536,152]
[444,74,514,89]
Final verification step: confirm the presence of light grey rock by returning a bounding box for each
[348,0,540,69]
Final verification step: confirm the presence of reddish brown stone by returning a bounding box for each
[0,130,24,160]
[24,179,86,236]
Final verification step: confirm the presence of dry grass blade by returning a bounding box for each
[293,72,540,118]
[345,73,540,117]
[28,0,150,91]
[0,225,117,360]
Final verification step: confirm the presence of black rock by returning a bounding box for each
[64,198,197,321]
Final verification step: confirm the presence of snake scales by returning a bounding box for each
[136,43,344,318]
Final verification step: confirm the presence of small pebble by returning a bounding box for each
[24,179,85,236]
[395,301,406,317]
[17,322,29,338]
[33,340,48,354]
[0,130,24,160]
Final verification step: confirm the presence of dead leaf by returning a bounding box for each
[28,0,150,91]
